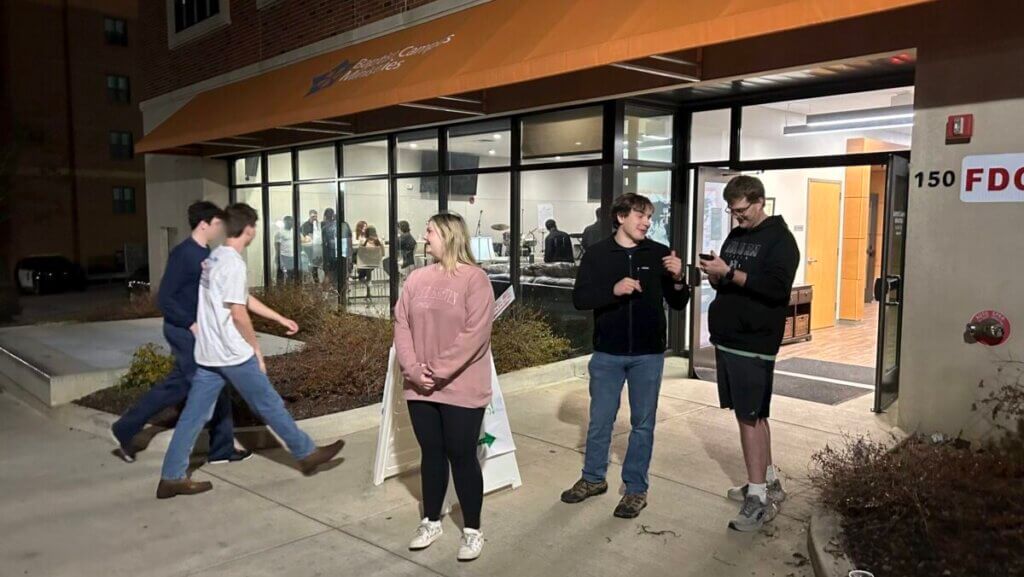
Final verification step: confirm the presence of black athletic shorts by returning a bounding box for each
[716,347,774,420]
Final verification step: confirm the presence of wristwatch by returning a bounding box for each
[725,266,736,283]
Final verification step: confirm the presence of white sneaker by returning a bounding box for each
[457,528,484,562]
[727,479,787,504]
[408,518,443,550]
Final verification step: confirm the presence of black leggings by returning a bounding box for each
[408,401,486,529]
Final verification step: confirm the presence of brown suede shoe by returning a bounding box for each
[156,478,213,499]
[298,440,345,476]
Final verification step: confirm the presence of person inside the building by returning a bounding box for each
[393,212,495,562]
[543,219,575,263]
[581,207,606,253]
[698,175,799,532]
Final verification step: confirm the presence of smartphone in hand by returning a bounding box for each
[698,253,714,261]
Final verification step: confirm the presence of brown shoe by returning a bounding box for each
[156,478,213,499]
[298,440,345,476]
[560,478,609,504]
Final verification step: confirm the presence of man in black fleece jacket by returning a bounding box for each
[560,193,689,519]
[699,175,799,533]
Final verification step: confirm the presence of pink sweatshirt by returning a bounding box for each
[394,264,495,409]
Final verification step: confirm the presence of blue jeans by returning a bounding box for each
[582,352,665,494]
[112,323,235,460]
[161,356,315,480]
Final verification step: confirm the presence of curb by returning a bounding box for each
[808,509,856,577]
[3,353,601,455]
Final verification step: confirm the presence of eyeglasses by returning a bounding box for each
[724,200,760,215]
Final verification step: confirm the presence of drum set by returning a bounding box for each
[491,223,538,259]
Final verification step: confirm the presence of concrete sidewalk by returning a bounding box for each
[0,372,894,577]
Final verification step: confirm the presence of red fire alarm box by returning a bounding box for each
[946,114,973,144]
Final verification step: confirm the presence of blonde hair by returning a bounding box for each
[428,212,477,273]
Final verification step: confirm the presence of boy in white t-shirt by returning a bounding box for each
[157,203,344,499]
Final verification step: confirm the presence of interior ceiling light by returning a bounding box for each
[783,104,914,136]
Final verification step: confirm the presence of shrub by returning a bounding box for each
[491,304,572,374]
[250,283,335,336]
[118,343,174,390]
[263,311,393,419]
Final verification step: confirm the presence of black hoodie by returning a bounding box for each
[708,215,800,356]
[573,236,689,355]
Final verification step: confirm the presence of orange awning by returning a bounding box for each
[137,0,931,154]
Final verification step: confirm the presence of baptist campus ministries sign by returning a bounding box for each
[306,33,456,97]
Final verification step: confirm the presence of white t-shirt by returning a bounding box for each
[195,246,254,366]
[276,228,294,257]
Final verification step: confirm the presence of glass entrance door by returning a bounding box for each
[688,167,735,381]
[873,154,909,412]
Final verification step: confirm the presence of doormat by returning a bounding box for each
[776,358,875,385]
[770,372,871,406]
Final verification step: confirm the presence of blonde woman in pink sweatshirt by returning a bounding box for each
[393,212,495,562]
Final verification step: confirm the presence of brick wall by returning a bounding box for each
[140,0,441,101]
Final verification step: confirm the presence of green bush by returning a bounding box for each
[491,304,572,375]
[118,343,173,391]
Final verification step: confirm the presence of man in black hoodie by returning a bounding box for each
[698,175,799,533]
[560,193,689,519]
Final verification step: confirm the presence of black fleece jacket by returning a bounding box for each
[573,236,689,355]
[709,215,800,356]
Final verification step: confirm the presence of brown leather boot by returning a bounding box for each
[298,440,345,476]
[156,478,214,499]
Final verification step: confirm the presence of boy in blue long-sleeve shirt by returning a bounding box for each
[111,201,249,465]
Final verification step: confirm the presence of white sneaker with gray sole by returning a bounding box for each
[728,495,778,532]
[409,518,443,551]
[726,478,787,504]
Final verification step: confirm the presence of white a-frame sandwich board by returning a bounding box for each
[373,286,522,494]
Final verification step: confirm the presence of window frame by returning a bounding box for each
[106,74,131,104]
[104,17,128,46]
[166,0,231,49]
[109,131,134,160]
[112,186,136,214]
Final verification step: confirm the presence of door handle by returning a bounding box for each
[875,275,901,306]
[807,258,818,264]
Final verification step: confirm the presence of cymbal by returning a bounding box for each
[490,223,510,231]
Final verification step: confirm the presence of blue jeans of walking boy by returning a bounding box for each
[161,355,315,480]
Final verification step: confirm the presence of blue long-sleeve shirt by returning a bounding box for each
[157,238,210,329]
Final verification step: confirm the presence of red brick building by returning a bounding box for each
[0,0,148,284]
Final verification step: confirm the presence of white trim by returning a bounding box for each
[142,0,490,125]
[167,0,232,50]
[774,370,875,390]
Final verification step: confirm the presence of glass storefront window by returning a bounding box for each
[623,166,672,246]
[233,155,262,185]
[298,183,338,287]
[268,151,292,182]
[396,177,438,285]
[624,107,673,163]
[741,87,914,160]
[520,166,598,350]
[297,146,336,180]
[448,120,511,169]
[689,109,731,163]
[235,187,265,288]
[342,139,388,177]
[521,106,603,165]
[343,179,390,315]
[396,130,438,174]
[268,185,295,285]
[448,172,510,264]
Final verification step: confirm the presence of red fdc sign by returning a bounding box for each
[961,153,1024,202]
